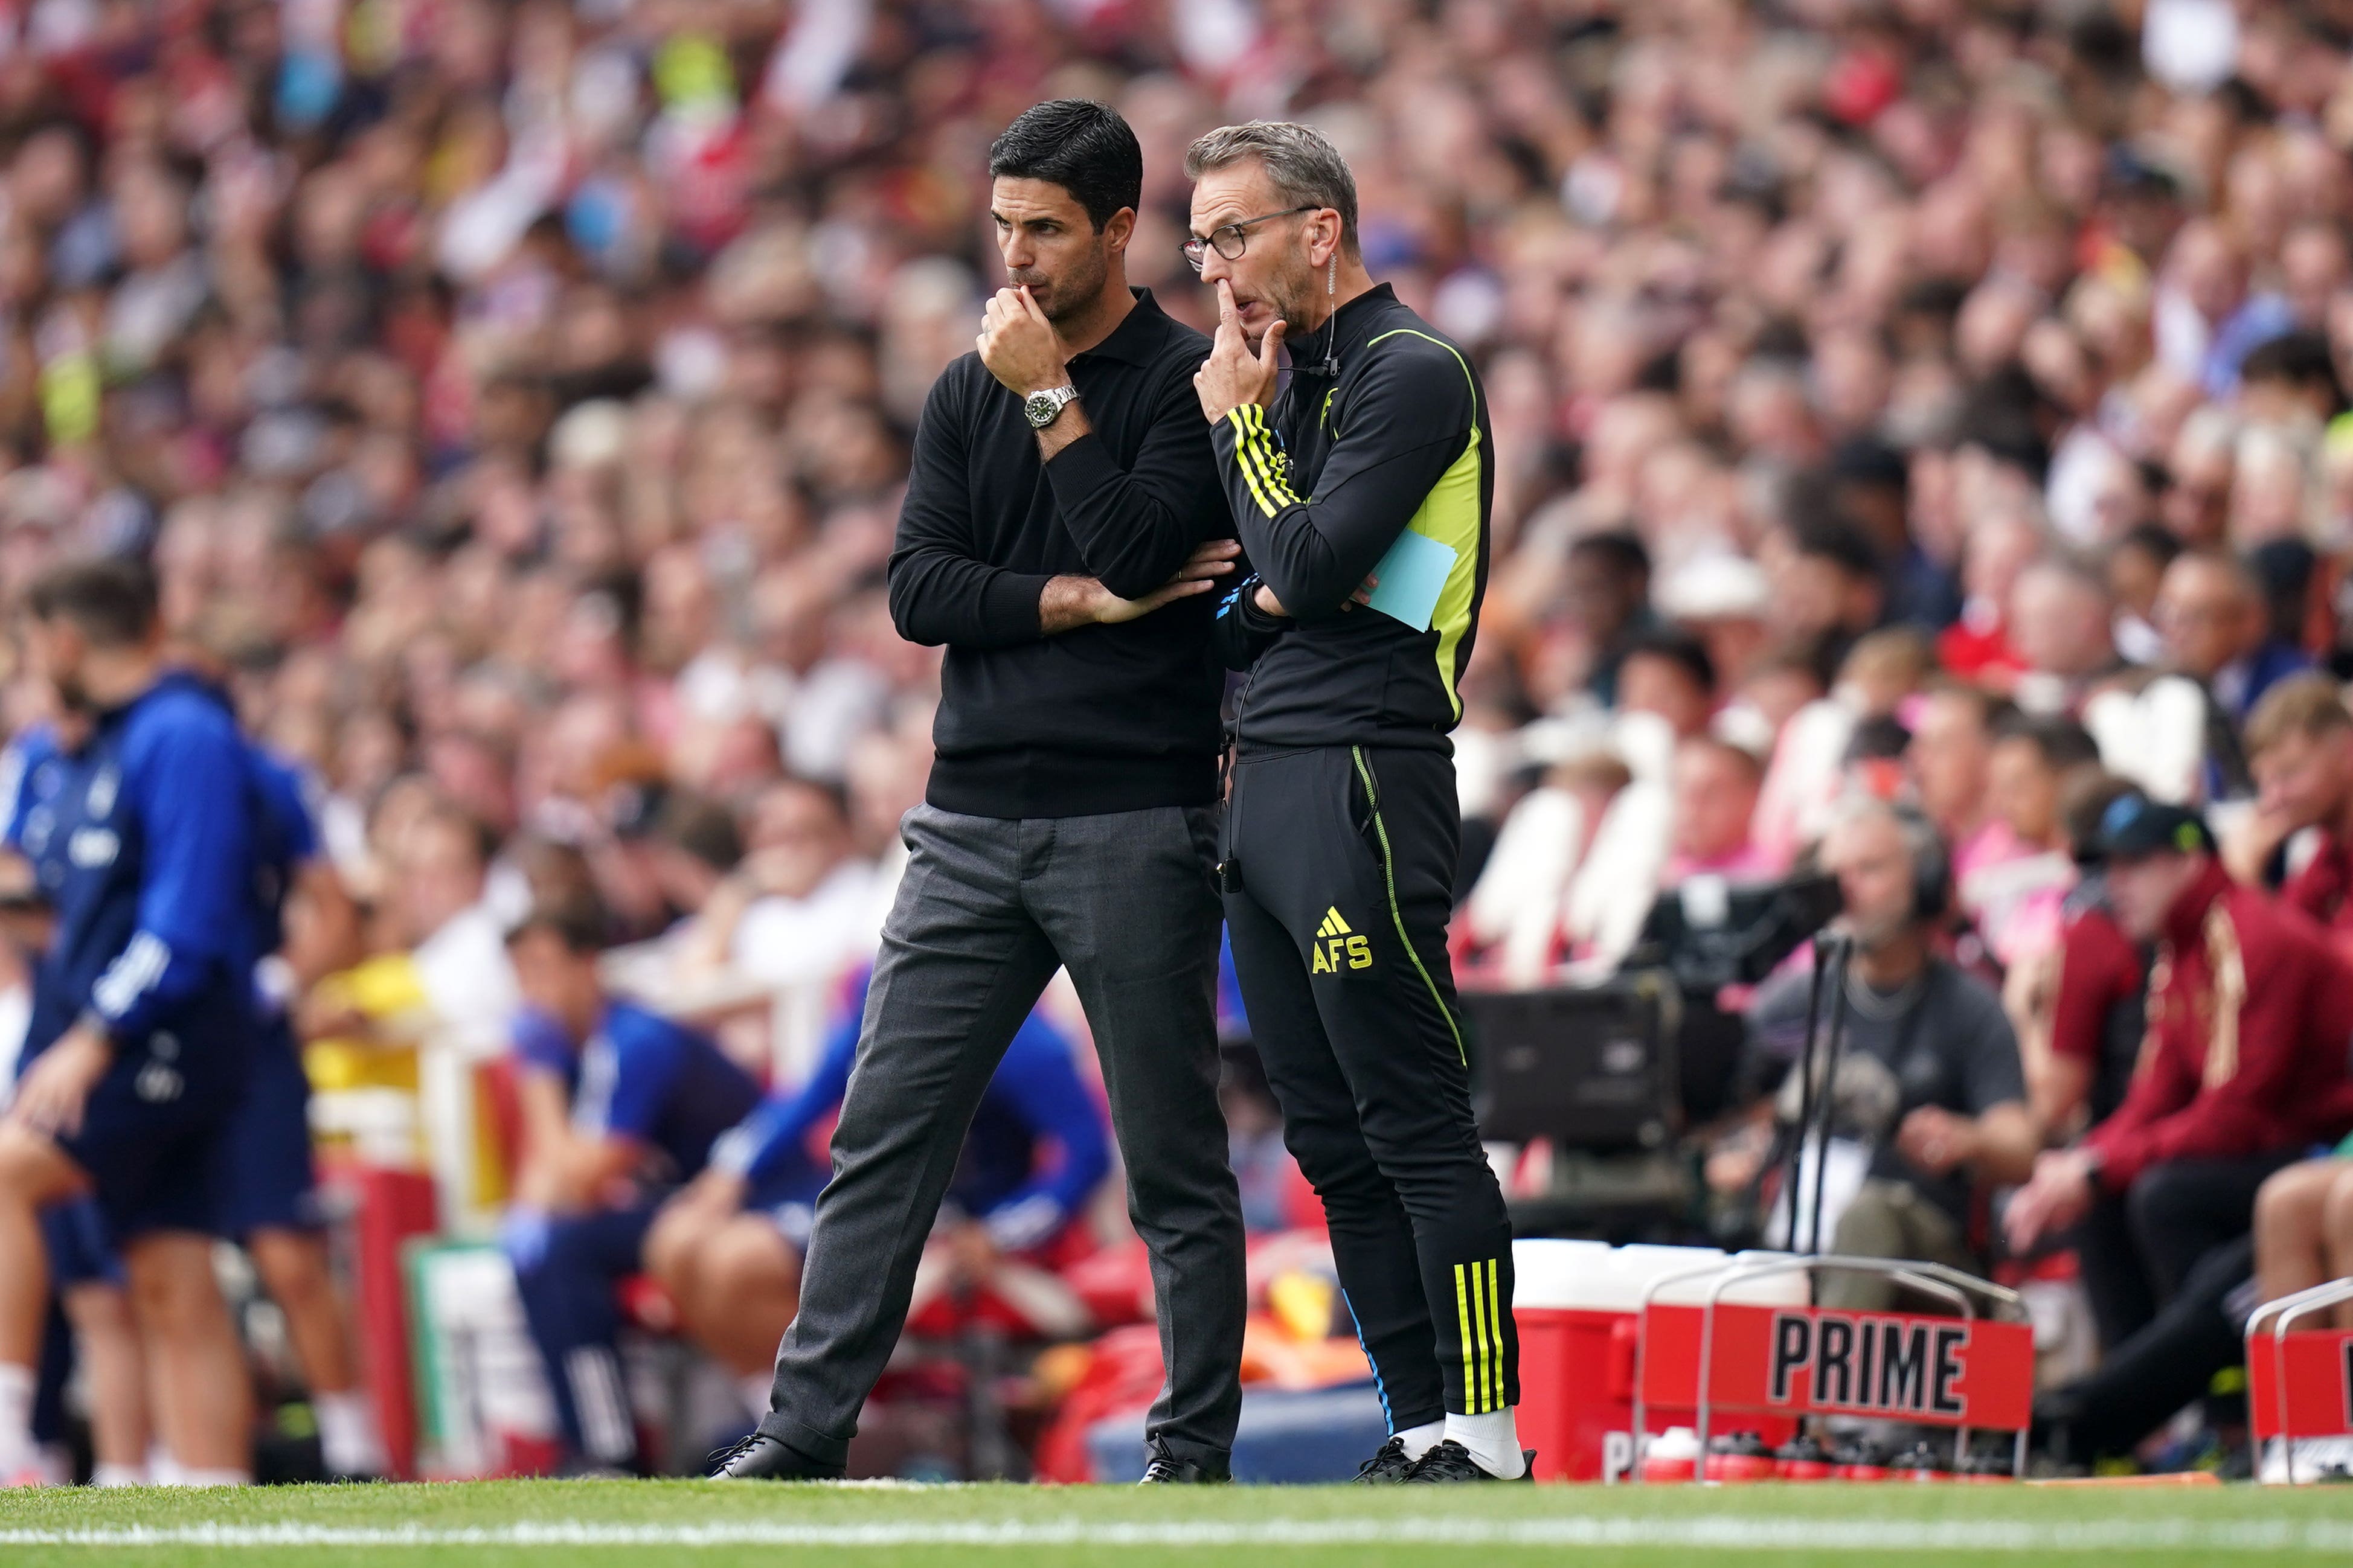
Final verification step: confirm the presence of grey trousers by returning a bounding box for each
[756,801,1247,1471]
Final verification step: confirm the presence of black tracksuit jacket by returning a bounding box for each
[1209,284,1492,753]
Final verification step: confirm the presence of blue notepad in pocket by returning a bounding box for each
[1365,530,1457,632]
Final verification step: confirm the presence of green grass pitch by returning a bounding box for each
[5,1478,2353,1568]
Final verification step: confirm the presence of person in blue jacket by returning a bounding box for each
[646,963,1111,1419]
[499,890,760,1475]
[4,705,156,1487]
[0,557,258,1486]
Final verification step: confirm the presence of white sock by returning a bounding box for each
[160,1466,251,1488]
[314,1389,388,1476]
[739,1375,775,1419]
[1443,1407,1525,1478]
[0,1364,33,1464]
[91,1461,148,1488]
[1394,1416,1446,1460]
[146,1443,179,1486]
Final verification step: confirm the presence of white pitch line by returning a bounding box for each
[2,1516,2351,1553]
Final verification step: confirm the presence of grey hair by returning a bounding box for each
[1184,121,1359,256]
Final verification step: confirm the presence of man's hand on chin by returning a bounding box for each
[1195,280,1283,421]
[977,286,1067,395]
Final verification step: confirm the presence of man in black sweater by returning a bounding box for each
[716,100,1248,1485]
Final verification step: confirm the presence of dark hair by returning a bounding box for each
[2239,330,2343,410]
[762,773,851,827]
[2115,520,2183,569]
[506,891,607,956]
[1844,714,1914,763]
[655,792,745,873]
[1568,530,1651,582]
[1992,712,2102,772]
[1621,625,1716,696]
[25,555,159,647]
[987,100,1143,232]
[1791,514,1880,580]
[1829,437,1908,494]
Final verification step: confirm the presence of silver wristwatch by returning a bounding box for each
[1024,385,1079,429]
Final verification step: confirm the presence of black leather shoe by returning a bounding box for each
[1405,1440,1536,1482]
[706,1433,846,1480]
[1137,1441,1230,1484]
[1351,1436,1419,1483]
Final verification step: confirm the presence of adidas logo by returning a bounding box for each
[1313,907,1372,974]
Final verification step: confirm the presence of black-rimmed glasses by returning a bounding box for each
[1181,206,1318,272]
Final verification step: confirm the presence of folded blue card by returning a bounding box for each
[1366,530,1457,632]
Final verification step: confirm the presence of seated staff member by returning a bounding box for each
[2032,773,2148,1139]
[646,965,1111,1419]
[2008,797,2353,1353]
[1188,120,1520,1483]
[0,557,258,1488]
[500,894,759,1475]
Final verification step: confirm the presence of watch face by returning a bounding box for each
[1025,391,1058,425]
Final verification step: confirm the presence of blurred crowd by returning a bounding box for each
[6,0,2353,1480]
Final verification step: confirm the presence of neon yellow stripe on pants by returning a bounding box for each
[1488,1256,1506,1409]
[1453,1263,1477,1413]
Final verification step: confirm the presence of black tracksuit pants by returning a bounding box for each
[1222,743,1517,1430]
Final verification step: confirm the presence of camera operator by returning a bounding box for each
[1729,798,2037,1307]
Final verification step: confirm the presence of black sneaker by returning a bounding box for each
[706,1432,846,1480]
[1351,1437,1419,1484]
[1138,1441,1230,1484]
[1405,1440,1536,1483]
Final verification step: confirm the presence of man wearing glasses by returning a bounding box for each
[1186,122,1526,1483]
[714,99,1248,1485]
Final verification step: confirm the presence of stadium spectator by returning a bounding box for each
[2108,525,2186,668]
[2005,558,2123,716]
[1662,737,1774,886]
[1936,510,2044,693]
[1776,518,1888,683]
[1968,715,2103,969]
[2155,551,2311,796]
[1614,627,1718,743]
[669,776,881,991]
[1906,683,2010,874]
[2234,673,2353,946]
[501,893,760,1476]
[298,801,521,1062]
[1557,532,1657,709]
